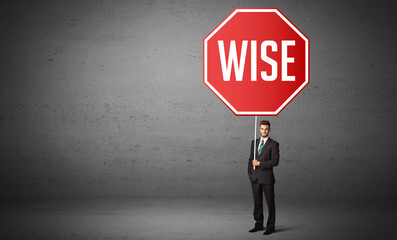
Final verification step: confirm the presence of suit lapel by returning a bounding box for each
[255,138,260,158]
[256,138,260,151]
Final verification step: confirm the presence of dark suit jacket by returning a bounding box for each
[248,138,280,184]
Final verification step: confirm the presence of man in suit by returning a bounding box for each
[248,120,280,235]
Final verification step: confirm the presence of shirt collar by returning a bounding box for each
[260,136,269,142]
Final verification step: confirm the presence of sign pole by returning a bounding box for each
[253,116,257,170]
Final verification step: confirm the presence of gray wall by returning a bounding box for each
[1,0,396,200]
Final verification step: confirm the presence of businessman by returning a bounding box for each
[248,120,280,235]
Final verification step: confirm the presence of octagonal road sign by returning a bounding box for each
[203,8,309,116]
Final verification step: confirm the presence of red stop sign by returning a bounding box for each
[203,9,309,116]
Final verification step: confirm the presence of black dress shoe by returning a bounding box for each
[248,226,265,232]
[263,228,275,235]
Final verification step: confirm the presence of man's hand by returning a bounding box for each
[252,159,260,166]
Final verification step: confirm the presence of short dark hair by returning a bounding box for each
[260,120,270,128]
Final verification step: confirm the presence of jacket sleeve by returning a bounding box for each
[248,140,254,175]
[259,141,279,169]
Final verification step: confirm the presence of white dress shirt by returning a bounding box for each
[257,136,269,166]
[258,136,269,150]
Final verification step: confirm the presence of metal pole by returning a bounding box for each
[253,116,257,170]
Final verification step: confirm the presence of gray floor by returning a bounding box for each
[1,198,396,240]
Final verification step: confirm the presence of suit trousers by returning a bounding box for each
[250,181,275,229]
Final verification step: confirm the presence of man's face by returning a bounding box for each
[260,124,270,138]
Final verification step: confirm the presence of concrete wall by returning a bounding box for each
[1,0,396,200]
